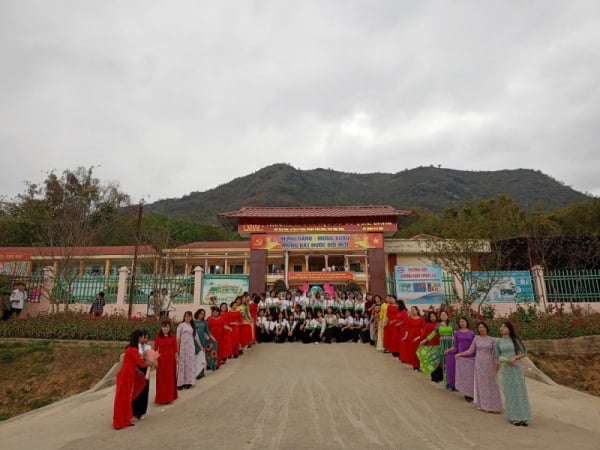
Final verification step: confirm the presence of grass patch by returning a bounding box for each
[0,340,124,419]
[28,397,55,410]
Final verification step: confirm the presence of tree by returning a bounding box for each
[422,196,529,315]
[1,167,131,311]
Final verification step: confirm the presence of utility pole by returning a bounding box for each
[128,202,143,318]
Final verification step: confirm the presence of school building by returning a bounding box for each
[2,205,596,317]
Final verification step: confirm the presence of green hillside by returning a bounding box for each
[147,164,591,224]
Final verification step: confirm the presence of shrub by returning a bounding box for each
[444,302,600,340]
[0,311,162,341]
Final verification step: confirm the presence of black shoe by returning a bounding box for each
[464,396,474,402]
[177,386,184,391]
[520,422,528,427]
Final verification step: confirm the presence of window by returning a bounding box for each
[230,264,244,274]
[268,264,285,274]
[210,265,224,274]
[293,263,303,272]
[349,262,362,272]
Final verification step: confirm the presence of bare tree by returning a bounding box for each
[4,167,131,312]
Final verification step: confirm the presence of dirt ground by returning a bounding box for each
[1,340,599,422]
[529,354,600,397]
[0,341,123,420]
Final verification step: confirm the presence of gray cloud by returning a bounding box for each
[1,0,599,203]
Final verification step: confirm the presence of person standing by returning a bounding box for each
[113,330,147,429]
[456,322,502,413]
[207,308,230,366]
[90,291,106,317]
[419,310,453,383]
[496,321,532,426]
[401,306,424,371]
[147,291,156,317]
[368,294,382,346]
[194,308,219,372]
[10,282,27,318]
[417,311,442,381]
[375,295,388,351]
[394,300,408,360]
[446,316,475,397]
[159,288,171,318]
[176,311,201,390]
[132,329,151,420]
[383,295,399,355]
[154,321,178,405]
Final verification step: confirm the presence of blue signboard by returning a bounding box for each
[466,271,534,303]
[394,265,446,305]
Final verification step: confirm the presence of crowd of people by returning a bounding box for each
[113,289,532,429]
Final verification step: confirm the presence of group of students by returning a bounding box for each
[255,307,370,344]
[113,289,532,429]
[368,293,532,427]
[252,289,532,427]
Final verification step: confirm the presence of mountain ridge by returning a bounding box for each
[147,164,591,224]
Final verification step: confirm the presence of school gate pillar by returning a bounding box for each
[368,248,386,296]
[193,266,204,305]
[250,249,267,295]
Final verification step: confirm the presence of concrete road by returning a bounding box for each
[2,342,600,450]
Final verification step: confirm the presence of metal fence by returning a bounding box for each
[545,269,600,303]
[52,275,119,303]
[0,274,119,304]
[128,274,195,305]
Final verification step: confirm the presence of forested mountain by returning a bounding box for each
[147,164,592,224]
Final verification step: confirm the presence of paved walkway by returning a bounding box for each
[1,343,600,450]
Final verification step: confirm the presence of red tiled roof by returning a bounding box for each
[174,241,250,250]
[0,245,157,258]
[219,205,411,219]
[410,234,442,240]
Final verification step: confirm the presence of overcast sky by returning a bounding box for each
[1,1,599,204]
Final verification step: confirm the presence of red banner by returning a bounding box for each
[288,271,354,282]
[240,223,396,233]
[0,252,30,261]
[250,233,383,250]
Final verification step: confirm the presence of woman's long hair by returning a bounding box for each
[128,329,144,348]
[397,299,407,312]
[159,320,172,337]
[502,321,523,355]
[182,310,197,336]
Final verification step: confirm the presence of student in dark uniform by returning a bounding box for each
[323,307,338,343]
[341,309,355,342]
[274,311,288,343]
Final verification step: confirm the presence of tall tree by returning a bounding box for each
[422,195,529,314]
[1,167,131,310]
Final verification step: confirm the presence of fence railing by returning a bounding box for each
[128,274,195,305]
[545,269,600,303]
[51,275,119,303]
[10,269,600,308]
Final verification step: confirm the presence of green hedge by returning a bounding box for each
[0,311,162,341]
[1,306,599,341]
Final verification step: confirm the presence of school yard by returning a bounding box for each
[1,342,599,450]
